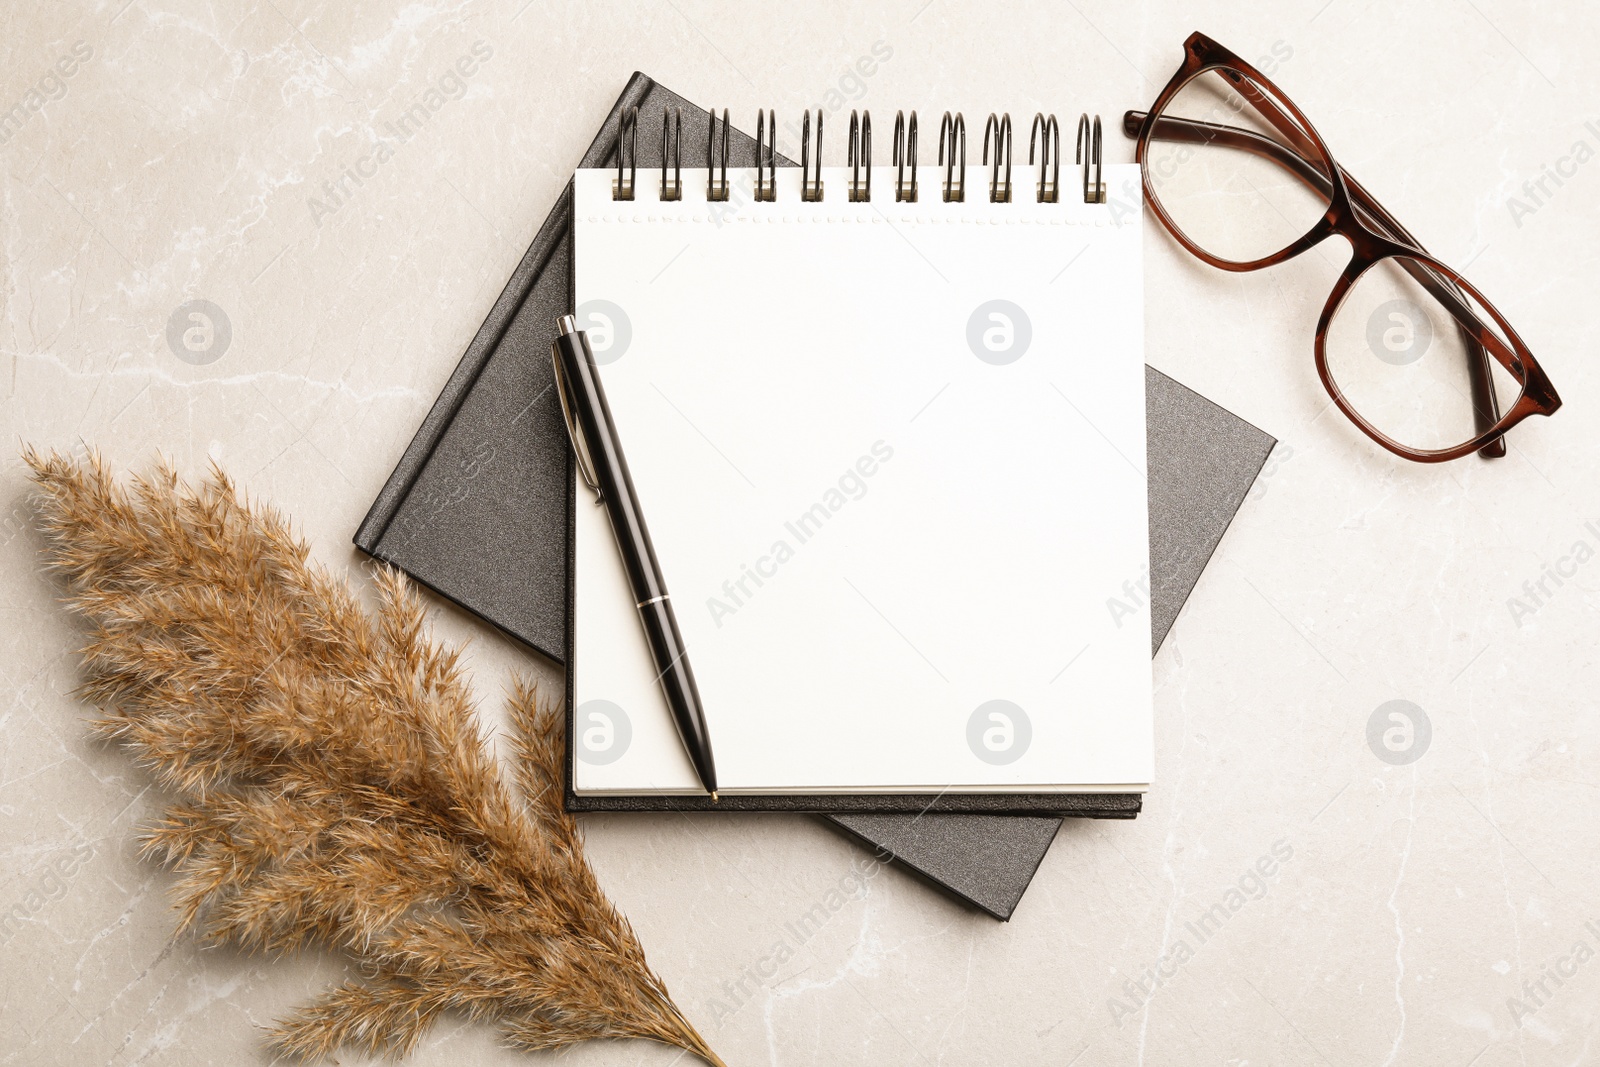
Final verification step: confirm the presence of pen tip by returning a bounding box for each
[710,791,719,802]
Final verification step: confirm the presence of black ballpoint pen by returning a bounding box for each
[550,314,719,798]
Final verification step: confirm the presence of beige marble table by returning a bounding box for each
[4,1,1599,1064]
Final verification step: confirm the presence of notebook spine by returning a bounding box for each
[618,107,1108,205]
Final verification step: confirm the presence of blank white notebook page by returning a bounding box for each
[572,163,1150,794]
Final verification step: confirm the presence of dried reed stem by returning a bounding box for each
[25,448,725,1066]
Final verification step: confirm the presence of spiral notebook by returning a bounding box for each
[569,108,1150,804]
[355,74,1275,915]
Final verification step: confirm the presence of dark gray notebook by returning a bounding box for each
[354,73,1274,917]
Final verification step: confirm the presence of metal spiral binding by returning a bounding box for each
[939,112,966,202]
[800,109,824,202]
[706,107,729,202]
[893,111,918,202]
[848,110,872,202]
[754,108,777,202]
[609,106,1106,207]
[660,107,683,201]
[613,106,638,201]
[1077,113,1105,204]
[983,113,1013,203]
[1029,113,1060,204]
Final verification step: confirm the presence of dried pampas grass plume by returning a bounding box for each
[25,447,726,1066]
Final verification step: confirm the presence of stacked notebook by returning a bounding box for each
[355,74,1274,919]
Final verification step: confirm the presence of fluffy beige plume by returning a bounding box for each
[24,447,725,1066]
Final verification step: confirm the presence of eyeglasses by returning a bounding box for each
[1124,32,1561,463]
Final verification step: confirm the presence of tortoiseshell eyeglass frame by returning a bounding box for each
[1125,32,1561,463]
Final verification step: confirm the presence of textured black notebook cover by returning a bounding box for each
[355,73,1275,916]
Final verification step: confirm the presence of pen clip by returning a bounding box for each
[550,343,605,504]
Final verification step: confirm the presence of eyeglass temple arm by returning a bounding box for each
[1123,110,1507,459]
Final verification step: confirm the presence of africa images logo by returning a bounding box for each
[705,441,894,628]
[1366,699,1431,765]
[165,300,232,365]
[966,700,1031,765]
[1365,299,1433,366]
[966,300,1032,365]
[575,700,631,765]
[574,300,632,365]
